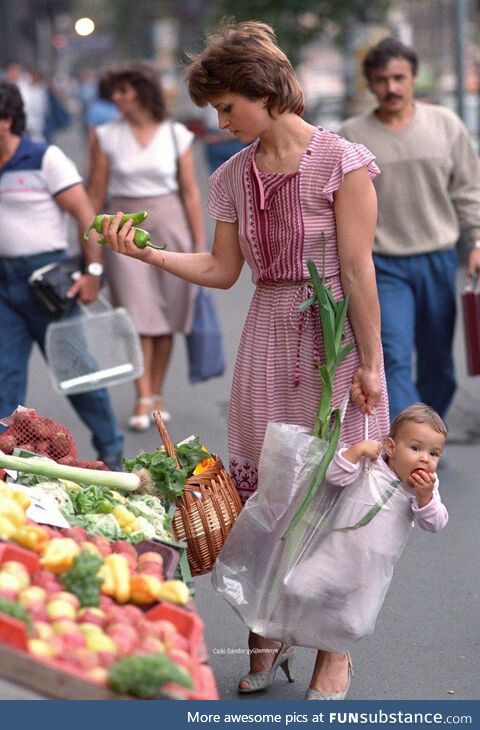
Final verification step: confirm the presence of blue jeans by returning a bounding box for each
[0,251,123,461]
[374,249,457,421]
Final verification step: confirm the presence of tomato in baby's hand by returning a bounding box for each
[410,468,429,479]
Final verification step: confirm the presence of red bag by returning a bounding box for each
[461,278,480,375]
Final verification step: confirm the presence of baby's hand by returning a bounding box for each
[343,439,383,464]
[407,468,436,507]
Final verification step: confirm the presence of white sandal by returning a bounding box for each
[128,397,153,432]
[151,395,171,423]
[305,652,353,700]
[238,644,294,694]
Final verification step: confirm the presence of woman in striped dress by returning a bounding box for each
[102,20,389,700]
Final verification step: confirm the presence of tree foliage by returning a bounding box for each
[207,0,393,66]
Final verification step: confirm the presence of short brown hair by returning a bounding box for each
[389,403,447,440]
[185,20,304,117]
[363,37,418,81]
[101,60,168,121]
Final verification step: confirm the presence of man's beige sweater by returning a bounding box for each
[339,102,480,256]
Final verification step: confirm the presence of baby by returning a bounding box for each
[328,401,448,532]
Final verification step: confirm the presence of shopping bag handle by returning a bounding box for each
[77,292,114,318]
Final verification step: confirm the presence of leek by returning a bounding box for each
[0,454,141,492]
[283,250,355,538]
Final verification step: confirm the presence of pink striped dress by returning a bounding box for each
[208,127,390,502]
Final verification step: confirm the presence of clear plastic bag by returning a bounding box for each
[213,423,414,652]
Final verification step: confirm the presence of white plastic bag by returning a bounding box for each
[213,426,414,652]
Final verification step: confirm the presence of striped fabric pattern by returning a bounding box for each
[208,127,390,502]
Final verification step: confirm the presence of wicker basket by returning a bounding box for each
[153,412,243,577]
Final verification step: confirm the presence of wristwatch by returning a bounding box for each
[85,262,104,276]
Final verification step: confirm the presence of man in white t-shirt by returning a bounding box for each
[0,80,123,468]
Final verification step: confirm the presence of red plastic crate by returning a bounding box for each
[0,542,39,576]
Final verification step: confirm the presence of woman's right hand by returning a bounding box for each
[102,212,152,261]
[350,366,382,415]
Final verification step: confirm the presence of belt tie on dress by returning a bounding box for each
[294,282,321,386]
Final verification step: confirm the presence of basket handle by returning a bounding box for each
[152,410,181,468]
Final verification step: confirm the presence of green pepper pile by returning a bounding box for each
[60,551,104,607]
[108,653,192,699]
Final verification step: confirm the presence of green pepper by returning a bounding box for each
[83,211,148,240]
[97,227,167,251]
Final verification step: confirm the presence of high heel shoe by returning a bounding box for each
[238,644,294,694]
[128,397,153,432]
[305,652,353,700]
[151,395,171,423]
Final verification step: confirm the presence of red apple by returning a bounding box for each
[167,647,193,670]
[90,536,112,556]
[138,636,165,654]
[0,571,23,599]
[106,622,138,643]
[28,638,55,658]
[46,598,77,621]
[85,666,108,685]
[99,595,115,612]
[18,585,48,611]
[69,647,100,671]
[49,591,80,610]
[113,541,137,560]
[61,632,87,652]
[109,633,138,657]
[33,620,54,641]
[97,650,117,668]
[122,604,144,624]
[137,551,164,567]
[1,561,31,589]
[77,607,107,627]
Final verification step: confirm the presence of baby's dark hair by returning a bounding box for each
[389,403,447,440]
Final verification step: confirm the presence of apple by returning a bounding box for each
[46,598,77,621]
[137,551,164,567]
[167,647,193,670]
[137,562,163,578]
[138,636,165,654]
[28,638,55,658]
[49,591,80,610]
[106,622,138,644]
[1,561,31,589]
[145,618,178,644]
[33,620,54,641]
[122,604,144,623]
[109,633,138,657]
[61,526,88,543]
[99,595,115,612]
[85,666,108,685]
[61,631,87,652]
[104,604,128,624]
[112,541,137,559]
[78,541,101,557]
[51,618,79,635]
[90,536,112,556]
[0,571,23,599]
[77,607,106,627]
[29,606,49,623]
[85,632,117,654]
[78,621,104,635]
[69,647,100,671]
[18,585,48,610]
[97,650,117,668]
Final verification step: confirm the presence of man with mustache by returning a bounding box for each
[340,37,480,422]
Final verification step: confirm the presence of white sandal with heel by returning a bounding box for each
[305,652,353,700]
[238,644,294,694]
[128,397,153,432]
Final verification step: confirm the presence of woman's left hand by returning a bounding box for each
[350,366,382,415]
[102,212,150,261]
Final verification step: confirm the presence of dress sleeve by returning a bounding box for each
[208,164,237,223]
[322,136,380,203]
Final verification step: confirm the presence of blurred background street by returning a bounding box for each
[0,0,479,701]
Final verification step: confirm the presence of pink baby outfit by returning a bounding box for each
[208,127,390,502]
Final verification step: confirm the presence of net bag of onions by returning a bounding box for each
[0,408,77,462]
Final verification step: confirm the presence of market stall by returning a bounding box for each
[0,407,238,700]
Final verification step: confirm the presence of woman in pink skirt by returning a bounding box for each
[102,21,389,700]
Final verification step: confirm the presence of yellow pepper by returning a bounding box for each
[112,505,139,535]
[12,524,49,554]
[192,447,216,476]
[155,579,190,606]
[0,485,31,511]
[98,553,130,603]
[129,573,163,605]
[0,514,16,540]
[0,496,27,528]
[40,537,80,573]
